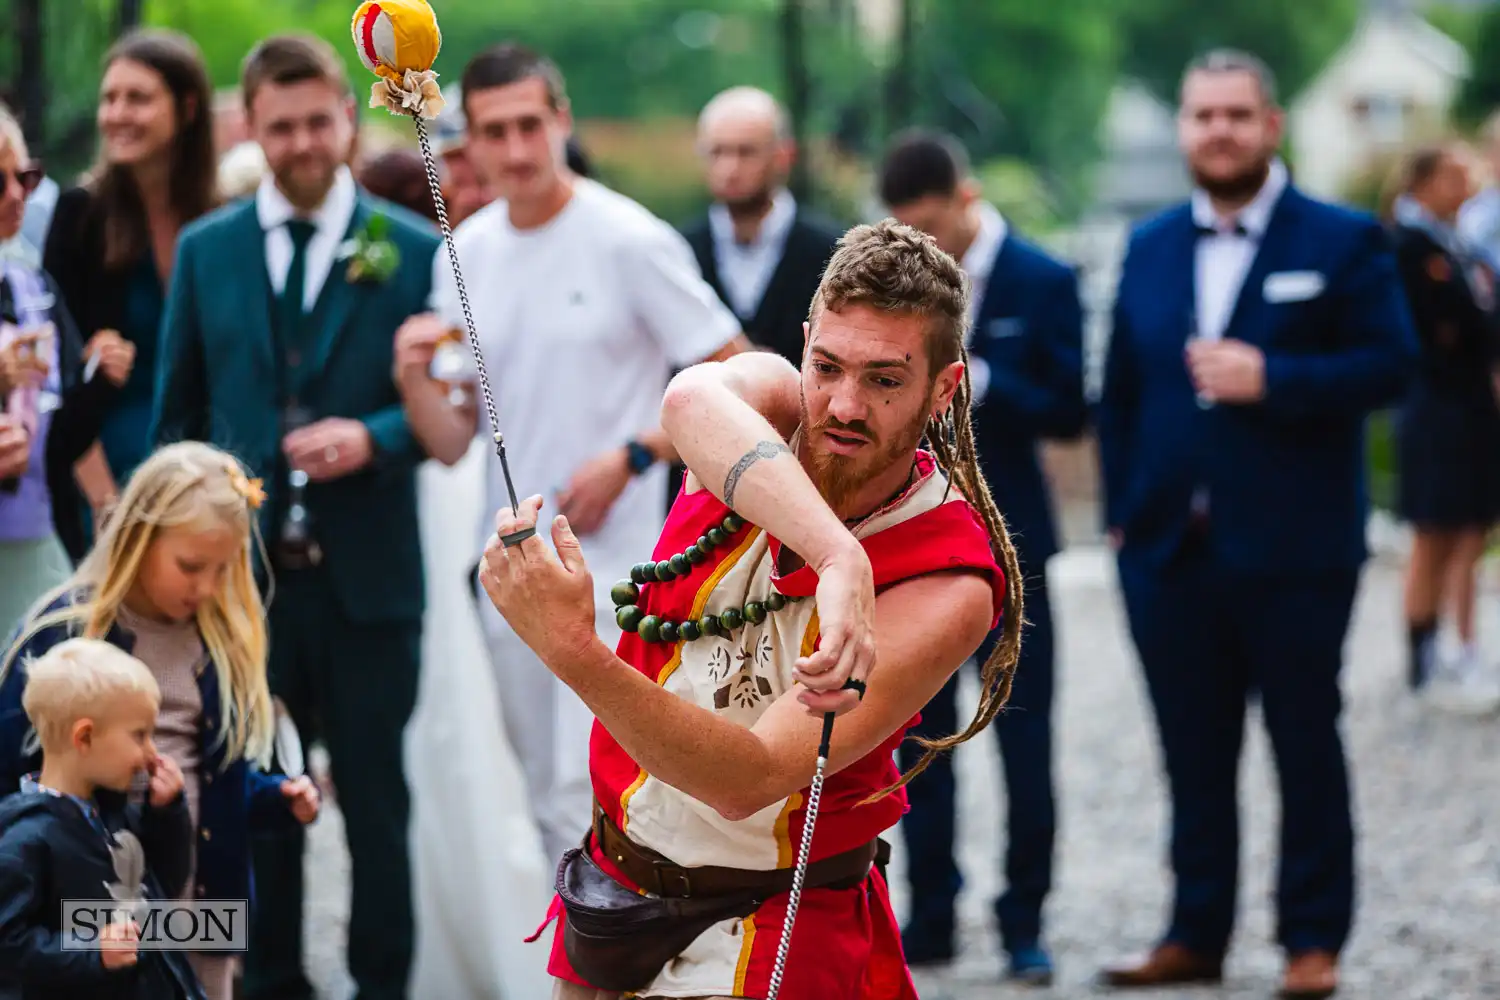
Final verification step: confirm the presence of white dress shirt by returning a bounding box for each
[1190,157,1288,342]
[1187,158,1288,515]
[957,201,1008,401]
[707,188,797,321]
[430,179,742,639]
[256,165,358,310]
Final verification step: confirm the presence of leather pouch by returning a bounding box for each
[556,845,760,993]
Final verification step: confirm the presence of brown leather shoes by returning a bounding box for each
[1280,950,1339,998]
[1099,943,1224,988]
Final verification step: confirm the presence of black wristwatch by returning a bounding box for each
[625,439,656,475]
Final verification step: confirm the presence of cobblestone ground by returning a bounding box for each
[301,544,1500,1000]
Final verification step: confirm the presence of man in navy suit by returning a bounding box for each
[1096,51,1417,998]
[881,130,1087,985]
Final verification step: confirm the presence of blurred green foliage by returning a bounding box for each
[4,0,1371,225]
[1453,1,1500,130]
[1114,0,1364,108]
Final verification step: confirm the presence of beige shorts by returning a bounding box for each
[551,981,733,1000]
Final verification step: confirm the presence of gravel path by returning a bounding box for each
[301,544,1500,1000]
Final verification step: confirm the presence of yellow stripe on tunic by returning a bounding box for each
[620,527,764,835]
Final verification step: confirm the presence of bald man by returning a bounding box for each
[680,86,844,367]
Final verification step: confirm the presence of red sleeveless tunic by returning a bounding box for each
[534,450,1005,997]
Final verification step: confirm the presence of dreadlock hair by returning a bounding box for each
[807,218,1025,800]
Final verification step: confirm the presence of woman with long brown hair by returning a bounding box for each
[43,28,218,562]
[1385,143,1500,712]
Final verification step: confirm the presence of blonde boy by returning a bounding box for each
[0,638,203,998]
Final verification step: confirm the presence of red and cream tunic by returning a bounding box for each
[537,449,1005,998]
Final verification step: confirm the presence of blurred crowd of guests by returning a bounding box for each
[0,19,1497,1000]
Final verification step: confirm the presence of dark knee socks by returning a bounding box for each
[1408,618,1437,689]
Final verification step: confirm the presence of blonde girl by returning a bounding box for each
[0,440,319,1000]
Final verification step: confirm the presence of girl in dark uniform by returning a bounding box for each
[1387,144,1500,706]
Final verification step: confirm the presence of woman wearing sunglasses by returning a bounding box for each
[42,28,218,562]
[0,105,129,637]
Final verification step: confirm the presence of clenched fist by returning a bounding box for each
[146,752,184,808]
[99,916,139,970]
[84,329,136,387]
[393,312,458,386]
[0,416,31,480]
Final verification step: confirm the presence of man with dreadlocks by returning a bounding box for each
[478,219,1024,1000]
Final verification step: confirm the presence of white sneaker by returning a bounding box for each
[1424,649,1500,716]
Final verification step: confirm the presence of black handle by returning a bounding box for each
[817,678,867,759]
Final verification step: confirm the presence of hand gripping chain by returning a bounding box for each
[409,112,533,548]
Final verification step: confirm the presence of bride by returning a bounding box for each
[407,439,555,999]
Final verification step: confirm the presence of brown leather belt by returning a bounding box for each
[591,801,887,900]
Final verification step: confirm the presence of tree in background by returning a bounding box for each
[0,0,121,177]
[1453,1,1500,129]
[1114,0,1363,107]
[3,0,1373,228]
[919,0,1119,218]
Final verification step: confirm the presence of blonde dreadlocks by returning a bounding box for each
[807,219,1025,801]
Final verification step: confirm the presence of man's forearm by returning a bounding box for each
[660,366,854,573]
[397,374,475,466]
[561,636,784,819]
[633,425,679,464]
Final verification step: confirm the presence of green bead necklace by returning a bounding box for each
[611,512,806,644]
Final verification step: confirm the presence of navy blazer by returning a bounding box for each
[1096,185,1419,575]
[0,590,301,906]
[967,234,1088,568]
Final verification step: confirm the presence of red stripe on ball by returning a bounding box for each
[359,3,384,68]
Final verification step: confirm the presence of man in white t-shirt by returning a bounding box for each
[394,43,749,866]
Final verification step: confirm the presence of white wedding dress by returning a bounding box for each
[406,440,557,998]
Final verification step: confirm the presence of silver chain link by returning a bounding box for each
[765,753,828,999]
[412,106,825,984]
[410,113,522,511]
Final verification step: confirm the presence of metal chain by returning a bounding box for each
[765,747,830,998]
[410,113,525,519]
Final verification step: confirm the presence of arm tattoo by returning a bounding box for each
[723,440,791,508]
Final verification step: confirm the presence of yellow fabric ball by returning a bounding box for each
[352,0,442,81]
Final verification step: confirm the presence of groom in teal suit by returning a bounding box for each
[149,35,440,1000]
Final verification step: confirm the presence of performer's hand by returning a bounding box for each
[556,448,632,537]
[0,328,49,395]
[283,418,374,482]
[280,775,321,824]
[480,496,599,669]
[0,416,31,480]
[794,539,877,717]
[393,312,455,386]
[146,751,184,808]
[84,329,135,387]
[1185,338,1265,403]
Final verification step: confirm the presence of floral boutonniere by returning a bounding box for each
[339,212,400,284]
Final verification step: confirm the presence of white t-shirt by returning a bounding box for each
[430,178,741,637]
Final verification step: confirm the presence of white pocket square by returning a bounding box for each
[1263,270,1325,303]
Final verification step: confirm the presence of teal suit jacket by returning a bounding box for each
[149,192,441,625]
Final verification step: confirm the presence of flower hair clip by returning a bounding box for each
[227,468,266,510]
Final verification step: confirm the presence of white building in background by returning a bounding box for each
[1091,80,1191,221]
[1289,4,1470,202]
